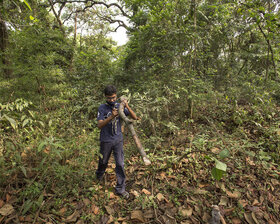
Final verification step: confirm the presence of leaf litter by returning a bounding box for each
[0,134,279,223]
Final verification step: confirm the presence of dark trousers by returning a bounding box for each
[96,140,126,194]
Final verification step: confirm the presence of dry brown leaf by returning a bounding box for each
[6,194,11,202]
[91,204,99,215]
[232,217,242,224]
[156,193,165,202]
[219,196,228,206]
[179,207,193,218]
[131,190,140,198]
[25,215,33,222]
[226,190,241,198]
[109,192,116,199]
[238,199,248,208]
[0,204,14,216]
[252,199,259,206]
[0,200,4,208]
[244,213,255,224]
[202,212,211,222]
[83,198,91,206]
[223,208,234,216]
[252,212,260,224]
[105,206,115,215]
[117,217,127,221]
[107,215,114,224]
[143,209,154,219]
[246,157,255,166]
[211,147,221,154]
[193,188,208,195]
[64,210,80,223]
[59,207,67,216]
[271,179,279,185]
[142,189,151,195]
[259,196,264,204]
[131,210,145,223]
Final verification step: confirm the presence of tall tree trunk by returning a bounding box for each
[47,0,65,35]
[0,17,12,78]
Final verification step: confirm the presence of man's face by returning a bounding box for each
[105,94,117,103]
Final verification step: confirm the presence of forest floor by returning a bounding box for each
[0,126,280,224]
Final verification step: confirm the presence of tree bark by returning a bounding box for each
[0,17,12,78]
[118,96,151,166]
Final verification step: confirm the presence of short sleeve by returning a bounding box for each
[97,106,105,121]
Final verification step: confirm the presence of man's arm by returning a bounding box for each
[124,100,138,120]
[97,108,118,129]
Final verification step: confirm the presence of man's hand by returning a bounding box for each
[112,108,119,117]
[123,99,129,108]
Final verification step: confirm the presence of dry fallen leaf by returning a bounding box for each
[179,207,193,218]
[202,212,211,222]
[252,199,259,206]
[0,200,4,208]
[211,147,221,154]
[238,199,248,208]
[64,210,80,223]
[105,206,115,215]
[131,190,140,198]
[251,212,260,224]
[142,189,151,195]
[156,193,165,202]
[91,204,99,215]
[131,210,145,223]
[0,204,14,216]
[244,213,255,224]
[143,209,154,219]
[219,196,228,206]
[226,190,241,198]
[232,217,242,224]
[82,198,91,206]
[193,188,208,195]
[6,194,11,202]
[59,207,67,216]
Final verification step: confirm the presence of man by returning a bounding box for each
[96,85,138,199]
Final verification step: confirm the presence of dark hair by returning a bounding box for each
[104,85,117,96]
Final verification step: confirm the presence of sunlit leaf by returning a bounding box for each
[211,167,225,181]
[4,115,17,130]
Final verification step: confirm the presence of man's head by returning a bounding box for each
[104,85,117,106]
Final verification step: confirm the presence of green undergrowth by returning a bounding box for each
[0,82,279,222]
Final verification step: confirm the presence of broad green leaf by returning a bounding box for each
[5,115,17,130]
[30,15,34,20]
[22,119,29,127]
[38,121,45,127]
[219,149,230,159]
[211,167,225,181]
[28,110,35,118]
[215,159,227,172]
[22,200,33,215]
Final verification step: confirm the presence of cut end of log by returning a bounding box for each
[143,157,151,166]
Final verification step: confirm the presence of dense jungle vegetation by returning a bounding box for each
[0,0,279,223]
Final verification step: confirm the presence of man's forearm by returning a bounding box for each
[98,115,115,129]
[126,105,138,120]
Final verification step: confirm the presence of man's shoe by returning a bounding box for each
[116,191,129,199]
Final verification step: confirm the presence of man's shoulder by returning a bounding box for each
[98,104,107,110]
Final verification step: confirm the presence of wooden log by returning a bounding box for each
[118,96,151,166]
